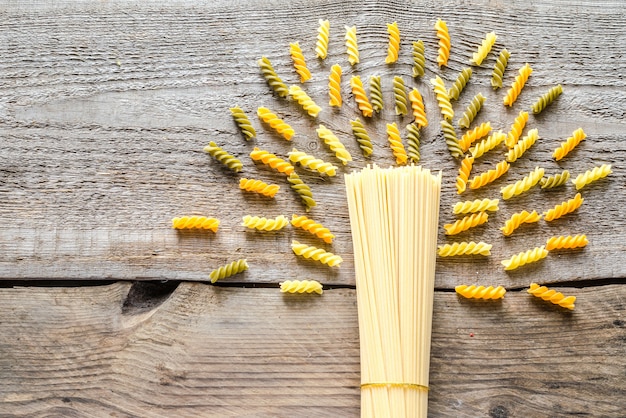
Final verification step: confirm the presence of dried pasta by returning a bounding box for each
[458,93,486,129]
[456,285,506,300]
[328,64,343,107]
[393,76,409,116]
[291,240,343,267]
[503,63,533,106]
[453,198,499,214]
[386,122,408,165]
[501,246,548,271]
[350,118,374,157]
[409,88,428,128]
[351,75,373,117]
[540,170,570,189]
[455,155,474,194]
[553,128,586,161]
[431,75,454,121]
[546,235,588,251]
[288,172,317,211]
[280,279,323,295]
[412,40,426,77]
[468,160,510,190]
[531,84,563,114]
[369,75,383,113]
[385,22,400,64]
[491,48,510,90]
[172,216,219,232]
[440,120,464,159]
[315,19,330,59]
[438,241,492,257]
[459,121,491,152]
[572,164,612,190]
[209,259,249,283]
[242,215,289,231]
[406,122,421,163]
[250,147,295,175]
[505,110,529,148]
[288,85,321,118]
[288,148,337,176]
[258,56,289,97]
[289,41,311,83]
[500,210,541,236]
[203,141,243,172]
[434,18,450,67]
[291,214,335,243]
[239,178,280,198]
[469,130,505,159]
[527,283,575,310]
[345,25,360,66]
[443,212,489,235]
[448,67,472,101]
[506,128,539,163]
[317,124,353,165]
[229,106,256,140]
[257,107,295,140]
[543,193,584,222]
[500,166,545,200]
[470,31,497,66]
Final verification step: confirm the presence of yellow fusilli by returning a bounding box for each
[393,76,408,116]
[288,148,337,176]
[239,178,280,198]
[572,164,612,190]
[469,130,505,159]
[289,85,321,118]
[501,246,548,271]
[258,56,289,97]
[505,110,529,148]
[434,18,450,67]
[328,64,342,107]
[438,241,493,257]
[543,193,584,222]
[350,118,373,157]
[242,215,289,231]
[553,128,586,161]
[172,216,220,232]
[280,279,323,295]
[500,210,541,237]
[316,124,352,165]
[257,107,295,140]
[229,106,256,140]
[431,75,454,121]
[459,121,491,152]
[287,173,317,211]
[503,63,533,106]
[291,214,335,243]
[540,170,570,189]
[369,75,383,113]
[500,167,545,200]
[441,120,464,159]
[546,235,588,251]
[531,84,563,114]
[350,75,373,117]
[386,122,408,165]
[453,198,499,214]
[506,128,539,163]
[491,48,510,90]
[315,19,330,59]
[345,25,359,66]
[456,285,506,300]
[406,122,421,163]
[385,22,400,64]
[527,283,575,310]
[412,40,425,77]
[448,67,472,101]
[458,93,486,129]
[209,259,249,283]
[203,141,243,172]
[291,240,343,267]
[470,31,497,66]
[443,212,489,235]
[409,88,428,128]
[468,160,510,190]
[455,155,474,194]
[289,41,311,83]
[250,147,295,175]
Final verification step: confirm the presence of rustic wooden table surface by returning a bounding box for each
[1,0,625,416]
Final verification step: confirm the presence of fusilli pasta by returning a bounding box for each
[203,141,243,172]
[345,25,359,66]
[280,279,323,295]
[257,107,295,140]
[503,63,533,106]
[350,75,373,117]
[440,120,464,159]
[448,67,472,101]
[289,85,321,118]
[386,122,408,165]
[242,215,289,231]
[412,40,425,77]
[553,127,586,161]
[501,246,548,271]
[572,164,612,190]
[443,212,489,235]
[543,193,584,222]
[468,160,510,190]
[540,170,570,189]
[453,198,499,214]
[209,259,249,283]
[456,285,506,300]
[546,235,588,251]
[328,64,342,107]
[505,110,529,148]
[438,241,493,257]
[291,214,335,243]
[500,166,545,200]
[369,75,383,113]
[469,130,505,159]
[350,118,374,157]
[172,216,219,232]
[527,283,575,310]
[288,172,317,211]
[500,210,541,237]
[459,121,491,152]
[393,76,408,116]
[406,122,421,163]
[470,31,497,66]
[531,84,563,114]
[289,41,311,83]
[458,93,486,129]
[506,128,539,163]
[315,19,330,59]
[431,75,454,121]
[408,88,428,127]
[385,22,400,64]
[258,56,289,97]
[250,147,295,175]
[291,240,343,267]
[239,178,280,198]
[316,124,353,165]
[491,48,510,90]
[288,148,337,176]
[434,18,450,67]
[455,155,474,194]
[229,106,256,140]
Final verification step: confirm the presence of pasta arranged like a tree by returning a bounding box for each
[540,170,570,189]
[288,85,321,118]
[470,31,497,65]
[289,41,311,83]
[393,76,409,116]
[412,40,426,77]
[443,212,489,235]
[172,216,220,232]
[448,67,472,101]
[229,106,256,140]
[553,128,586,161]
[350,75,373,117]
[469,130,505,159]
[258,56,289,97]
[386,122,408,165]
[280,280,323,295]
[369,75,383,113]
[505,110,529,148]
[291,214,335,243]
[453,198,499,214]
[250,147,295,175]
[315,19,330,59]
[345,25,359,65]
[501,246,548,271]
[456,285,506,300]
[288,173,317,211]
[316,124,353,165]
[288,148,337,176]
[257,107,295,140]
[543,193,584,222]
[546,235,588,251]
[239,178,280,198]
[503,63,533,106]
[455,155,474,194]
[406,122,421,163]
[458,93,486,129]
[500,166,545,200]
[350,118,374,157]
[242,215,289,231]
[506,128,539,163]
[459,121,491,152]
[491,48,510,90]
[204,141,243,172]
[409,88,428,127]
[500,209,541,236]
[434,18,450,67]
[431,75,454,121]
[209,259,249,283]
[291,240,343,267]
[438,241,492,257]
[385,22,400,64]
[527,283,576,310]
[572,164,612,190]
[531,84,563,114]
[468,160,510,190]
[328,64,342,107]
[440,120,464,159]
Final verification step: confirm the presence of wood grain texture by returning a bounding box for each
[0,0,625,286]
[0,282,625,417]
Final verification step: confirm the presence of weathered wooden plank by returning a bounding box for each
[0,282,625,416]
[0,0,624,286]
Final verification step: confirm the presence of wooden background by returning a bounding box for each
[1,0,625,416]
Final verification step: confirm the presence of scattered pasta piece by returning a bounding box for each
[288,148,337,176]
[258,56,289,97]
[203,141,243,172]
[543,193,584,222]
[328,64,342,107]
[506,128,539,163]
[431,75,454,121]
[459,122,491,152]
[291,240,343,267]
[239,178,280,198]
[500,210,541,237]
[527,283,575,310]
[448,67,472,101]
[572,164,612,190]
[412,40,426,77]
[441,120,464,159]
[345,25,360,65]
[455,155,474,194]
[501,246,548,271]
[386,122,408,165]
[540,170,570,189]
[393,76,409,116]
[456,285,506,300]
[291,214,335,243]
[369,75,383,113]
[280,279,323,295]
[531,84,563,114]
[546,235,588,251]
[242,215,289,231]
[443,212,489,235]
[350,75,373,117]
[438,241,492,257]
[553,128,586,161]
[229,106,256,140]
[250,147,295,175]
[289,85,321,118]
[350,118,374,157]
[209,259,249,283]
[453,198,499,214]
[469,130,505,159]
[257,107,295,140]
[503,63,533,106]
[470,31,497,65]
[289,42,311,83]
[315,19,330,59]
[406,123,421,163]
[317,124,353,165]
[458,93,486,129]
[172,216,219,232]
[505,110,529,148]
[288,173,317,211]
[491,48,510,90]
[385,22,400,64]
[468,160,510,190]
[408,88,428,127]
[434,18,450,67]
[500,167,545,200]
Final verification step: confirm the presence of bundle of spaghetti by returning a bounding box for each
[317,124,353,165]
[369,75,384,113]
[459,122,491,152]
[553,128,586,161]
[409,88,428,128]
[470,31,497,66]
[315,19,330,59]
[351,75,374,117]
[455,155,474,194]
[288,148,337,176]
[289,42,311,83]
[505,110,529,148]
[503,63,533,106]
[571,164,612,190]
[289,85,321,118]
[345,164,441,418]
[291,214,335,243]
[546,234,588,251]
[257,107,295,140]
[385,22,400,64]
[386,122,408,165]
[328,64,343,107]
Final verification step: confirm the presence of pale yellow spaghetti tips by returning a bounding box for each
[443,212,489,235]
[505,110,529,148]
[501,246,548,271]
[239,178,280,198]
[345,165,442,417]
[500,210,541,237]
[500,167,545,200]
[289,41,311,83]
[345,25,359,65]
[209,259,249,283]
[328,64,342,107]
[385,21,400,64]
[257,107,295,140]
[546,235,588,251]
[386,122,408,165]
[527,283,575,310]
[289,85,321,118]
[280,280,323,295]
[469,130,505,159]
[503,63,533,106]
[470,31,497,65]
[438,241,492,257]
[434,18,450,67]
[553,128,586,161]
[506,128,539,163]
[242,215,289,231]
[291,214,335,244]
[288,148,337,176]
[453,198,499,214]
[543,193,584,222]
[431,75,453,121]
[315,19,330,59]
[291,240,343,267]
[350,75,374,117]
[316,124,353,165]
[250,147,295,175]
[456,285,506,300]
[468,160,510,190]
[409,88,428,128]
[459,122,491,152]
[172,216,219,232]
[572,164,612,190]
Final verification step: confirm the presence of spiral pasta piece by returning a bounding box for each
[350,75,373,118]
[470,31,497,66]
[239,178,280,198]
[385,22,400,64]
[408,88,428,128]
[280,280,323,295]
[288,173,317,211]
[350,118,373,157]
[291,240,343,267]
[328,64,342,107]
[458,93,486,129]
[288,85,321,118]
[456,285,506,300]
[316,124,353,165]
[500,210,541,237]
[459,122,491,152]
[229,106,256,140]
[242,215,289,231]
[289,42,311,83]
[505,110,529,148]
[501,246,548,271]
[434,18,450,67]
[455,155,474,194]
[448,67,473,101]
[288,148,337,176]
[257,107,295,140]
[469,130,505,159]
[543,193,584,222]
[345,25,359,66]
[572,164,612,190]
[540,170,570,189]
[506,128,539,163]
[527,283,575,310]
[453,198,499,214]
[531,84,563,114]
[393,76,409,116]
[443,212,489,235]
[431,75,454,121]
[172,216,220,232]
[250,147,295,175]
[258,56,289,98]
[546,235,588,251]
[440,120,464,159]
[203,141,243,172]
[209,259,249,283]
[315,19,330,59]
[500,167,545,200]
[369,75,383,113]
[406,123,421,163]
[412,40,426,77]
[468,160,510,190]
[491,48,510,90]
[503,63,533,106]
[386,122,408,165]
[291,214,335,244]
[438,241,493,257]
[553,128,586,161]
